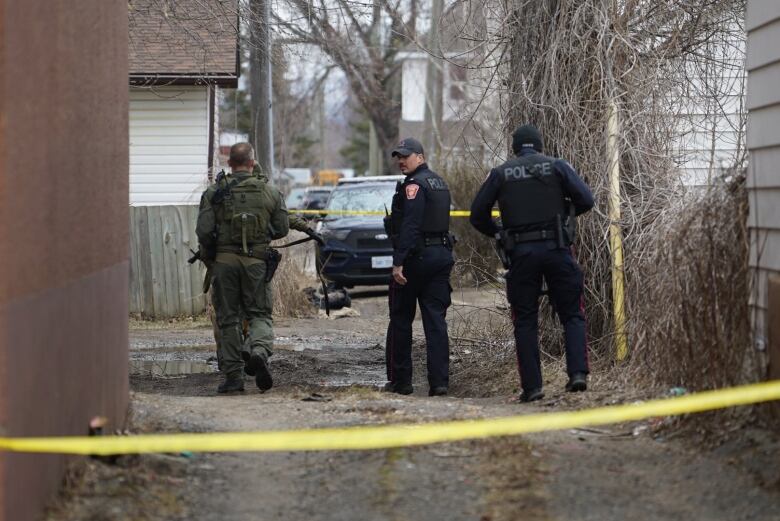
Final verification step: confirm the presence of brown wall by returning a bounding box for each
[0,2,129,521]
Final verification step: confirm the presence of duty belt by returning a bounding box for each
[216,246,269,260]
[416,233,450,249]
[509,229,557,243]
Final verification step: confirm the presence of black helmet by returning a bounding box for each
[512,124,543,153]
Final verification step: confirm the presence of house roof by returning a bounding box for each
[129,0,239,86]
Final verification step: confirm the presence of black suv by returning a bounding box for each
[315,176,403,288]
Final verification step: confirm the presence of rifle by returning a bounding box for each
[189,248,215,293]
[188,248,204,265]
[211,169,238,205]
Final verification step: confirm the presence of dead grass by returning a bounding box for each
[271,232,318,318]
[628,173,756,391]
[446,163,501,286]
[625,173,779,435]
[440,2,754,418]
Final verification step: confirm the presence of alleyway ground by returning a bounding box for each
[46,287,780,521]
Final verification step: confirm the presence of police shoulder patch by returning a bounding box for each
[405,183,420,200]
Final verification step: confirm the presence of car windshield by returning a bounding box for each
[306,190,331,204]
[285,188,306,209]
[327,184,395,213]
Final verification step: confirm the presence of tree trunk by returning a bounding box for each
[423,0,444,164]
[249,0,273,176]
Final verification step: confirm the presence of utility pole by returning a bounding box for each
[423,0,444,165]
[602,0,628,361]
[367,0,383,176]
[250,0,274,179]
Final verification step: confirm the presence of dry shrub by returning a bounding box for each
[447,285,516,395]
[629,173,759,390]
[497,0,747,365]
[443,0,749,396]
[445,163,501,285]
[271,232,318,318]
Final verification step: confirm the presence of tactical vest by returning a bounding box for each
[496,153,565,230]
[389,168,451,241]
[213,174,275,254]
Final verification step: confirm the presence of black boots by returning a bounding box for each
[217,373,245,394]
[383,382,414,395]
[519,372,587,402]
[242,351,256,376]
[242,351,273,391]
[519,388,545,402]
[428,386,448,397]
[565,372,588,393]
[382,383,447,396]
[253,354,273,391]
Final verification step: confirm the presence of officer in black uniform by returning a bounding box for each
[384,138,454,397]
[469,125,594,402]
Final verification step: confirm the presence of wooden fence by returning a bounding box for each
[130,205,207,317]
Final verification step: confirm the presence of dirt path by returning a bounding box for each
[47,288,780,521]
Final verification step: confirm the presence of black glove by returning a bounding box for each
[306,228,325,245]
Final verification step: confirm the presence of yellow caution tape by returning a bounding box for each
[1,381,778,455]
[294,209,499,217]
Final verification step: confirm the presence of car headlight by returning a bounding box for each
[321,228,351,241]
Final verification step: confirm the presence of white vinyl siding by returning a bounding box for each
[129,86,210,205]
[402,58,427,122]
[401,56,467,123]
[671,32,747,187]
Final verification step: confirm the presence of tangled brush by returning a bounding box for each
[628,173,758,390]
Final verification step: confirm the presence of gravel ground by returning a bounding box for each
[45,288,780,521]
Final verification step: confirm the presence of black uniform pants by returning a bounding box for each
[386,245,454,389]
[506,242,589,391]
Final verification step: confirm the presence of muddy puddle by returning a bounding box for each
[275,337,374,352]
[325,376,386,387]
[130,360,217,376]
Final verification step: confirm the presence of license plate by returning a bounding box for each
[371,256,393,269]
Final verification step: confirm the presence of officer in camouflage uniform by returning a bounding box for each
[205,163,324,373]
[197,143,289,394]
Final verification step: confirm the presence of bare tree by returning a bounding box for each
[498,0,746,359]
[274,0,420,172]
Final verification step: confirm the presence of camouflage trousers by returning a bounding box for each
[210,252,274,377]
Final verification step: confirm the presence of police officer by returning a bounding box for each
[469,125,594,402]
[196,142,289,394]
[205,163,324,374]
[384,138,454,396]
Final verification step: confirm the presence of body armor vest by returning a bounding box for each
[389,168,451,241]
[214,174,275,253]
[496,154,565,231]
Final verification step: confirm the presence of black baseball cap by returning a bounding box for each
[391,138,424,157]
